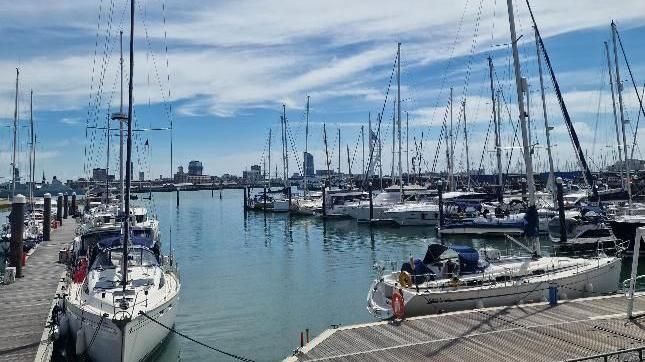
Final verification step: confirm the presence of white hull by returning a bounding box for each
[368,257,621,319]
[438,225,524,235]
[386,210,439,226]
[67,296,177,362]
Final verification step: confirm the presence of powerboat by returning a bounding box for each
[384,202,440,226]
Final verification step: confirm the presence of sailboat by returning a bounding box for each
[66,6,180,361]
[367,0,621,320]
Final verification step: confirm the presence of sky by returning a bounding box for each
[1,0,645,181]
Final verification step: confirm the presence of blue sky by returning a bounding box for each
[1,0,645,181]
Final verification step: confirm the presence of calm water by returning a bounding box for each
[148,189,576,362]
[1,192,638,361]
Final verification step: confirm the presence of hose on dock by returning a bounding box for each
[138,311,255,362]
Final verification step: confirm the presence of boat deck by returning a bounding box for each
[286,292,645,361]
[0,221,75,362]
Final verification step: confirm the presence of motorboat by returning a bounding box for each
[384,202,440,226]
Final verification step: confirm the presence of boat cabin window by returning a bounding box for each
[132,228,153,239]
[102,216,112,223]
[135,215,145,223]
[96,248,158,269]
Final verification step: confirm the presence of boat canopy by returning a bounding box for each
[422,244,479,273]
[98,235,155,250]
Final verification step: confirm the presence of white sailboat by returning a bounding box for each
[367,0,621,320]
[66,8,180,361]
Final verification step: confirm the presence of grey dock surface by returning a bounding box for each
[287,292,645,361]
[0,222,75,361]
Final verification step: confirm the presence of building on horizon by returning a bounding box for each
[243,165,262,183]
[303,152,314,177]
[188,160,203,176]
[174,164,213,184]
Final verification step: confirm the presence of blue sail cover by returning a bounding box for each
[97,235,155,250]
[450,245,479,273]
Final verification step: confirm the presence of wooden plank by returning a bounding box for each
[0,222,75,361]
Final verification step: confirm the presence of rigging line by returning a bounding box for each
[630,83,645,160]
[615,27,645,158]
[591,46,607,163]
[364,49,398,186]
[138,312,255,362]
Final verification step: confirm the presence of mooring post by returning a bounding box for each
[438,179,444,228]
[71,192,77,217]
[43,193,51,241]
[263,187,267,212]
[63,192,69,219]
[220,182,223,200]
[212,181,214,198]
[56,193,63,225]
[243,187,247,211]
[555,177,567,244]
[288,186,292,210]
[10,194,26,278]
[368,182,374,221]
[322,181,327,218]
[176,188,180,208]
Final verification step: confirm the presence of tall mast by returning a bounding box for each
[281,104,288,189]
[337,128,341,178]
[406,111,409,185]
[12,68,19,198]
[346,144,352,184]
[323,124,331,187]
[105,114,111,204]
[122,0,135,295]
[489,57,503,202]
[397,42,403,197]
[378,113,383,189]
[612,22,632,207]
[268,129,272,188]
[604,41,623,188]
[361,125,365,184]
[29,90,34,206]
[463,100,471,190]
[119,31,125,212]
[449,87,455,191]
[536,27,556,204]
[506,0,538,253]
[391,98,396,182]
[304,96,310,195]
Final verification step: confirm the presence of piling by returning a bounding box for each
[10,194,26,278]
[243,187,247,211]
[43,193,51,241]
[437,180,444,228]
[263,187,267,212]
[306,328,310,343]
[212,182,214,198]
[300,331,304,348]
[63,193,69,219]
[556,177,567,244]
[288,186,292,209]
[176,188,180,207]
[322,182,327,218]
[56,193,63,225]
[71,192,77,217]
[368,182,374,221]
[220,182,223,199]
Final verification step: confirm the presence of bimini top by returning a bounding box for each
[97,235,155,250]
[422,244,479,273]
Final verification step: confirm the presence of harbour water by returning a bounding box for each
[148,189,636,361]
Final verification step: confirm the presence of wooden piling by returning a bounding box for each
[556,177,567,244]
[43,193,51,241]
[56,193,63,225]
[322,182,327,218]
[10,194,26,278]
[176,188,180,207]
[71,192,77,217]
[63,193,69,219]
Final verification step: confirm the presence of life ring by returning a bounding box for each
[398,271,412,288]
[391,291,405,319]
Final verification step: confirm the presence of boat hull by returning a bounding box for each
[367,257,621,319]
[67,296,177,362]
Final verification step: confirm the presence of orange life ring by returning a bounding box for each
[391,291,405,319]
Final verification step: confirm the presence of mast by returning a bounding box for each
[105,114,111,204]
[119,31,125,212]
[12,68,19,198]
[281,105,288,189]
[361,125,365,184]
[397,42,403,197]
[506,0,539,253]
[304,96,310,195]
[268,129,272,188]
[391,99,395,183]
[346,144,352,185]
[488,57,504,202]
[337,128,341,178]
[463,100,471,190]
[449,87,455,191]
[378,113,383,189]
[604,41,623,188]
[612,21,632,207]
[406,111,409,185]
[536,27,556,204]
[122,0,135,295]
[323,124,331,187]
[29,90,34,206]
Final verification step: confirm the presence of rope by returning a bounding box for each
[138,311,255,362]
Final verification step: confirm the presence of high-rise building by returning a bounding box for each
[188,160,203,176]
[250,164,261,174]
[303,152,314,177]
[139,171,145,181]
